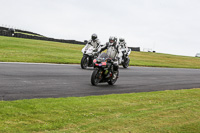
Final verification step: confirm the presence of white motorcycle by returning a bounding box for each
[81,45,100,69]
[117,48,131,68]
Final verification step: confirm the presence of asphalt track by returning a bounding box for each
[0,62,200,101]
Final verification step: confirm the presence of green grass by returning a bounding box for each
[129,52,200,69]
[0,36,83,64]
[0,36,200,69]
[0,88,199,132]
[0,36,199,132]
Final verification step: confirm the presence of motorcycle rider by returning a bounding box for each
[85,33,101,52]
[98,36,120,78]
[118,38,128,63]
[119,38,128,54]
[81,33,101,68]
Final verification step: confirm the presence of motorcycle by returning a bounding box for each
[118,48,131,68]
[91,53,119,86]
[81,45,99,69]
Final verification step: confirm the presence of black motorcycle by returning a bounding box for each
[91,53,119,86]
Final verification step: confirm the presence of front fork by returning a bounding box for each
[84,54,94,66]
[95,68,103,79]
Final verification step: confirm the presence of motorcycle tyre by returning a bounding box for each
[81,56,88,69]
[91,69,102,86]
[108,70,119,85]
[122,58,129,68]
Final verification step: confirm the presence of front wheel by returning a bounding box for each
[81,56,88,69]
[122,57,130,68]
[108,70,119,85]
[91,69,102,86]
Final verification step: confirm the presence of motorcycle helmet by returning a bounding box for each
[91,33,97,41]
[109,36,115,43]
[109,36,117,46]
[119,38,125,42]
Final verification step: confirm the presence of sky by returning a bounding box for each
[1,0,200,56]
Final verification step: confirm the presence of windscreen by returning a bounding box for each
[97,53,109,59]
[85,44,92,50]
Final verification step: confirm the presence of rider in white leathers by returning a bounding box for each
[118,38,128,64]
[84,33,101,52]
[119,38,128,53]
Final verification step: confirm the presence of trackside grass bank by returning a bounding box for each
[0,36,200,69]
[0,88,200,132]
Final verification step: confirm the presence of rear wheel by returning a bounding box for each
[91,69,102,86]
[81,56,88,69]
[108,70,119,85]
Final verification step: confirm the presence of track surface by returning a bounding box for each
[0,62,200,101]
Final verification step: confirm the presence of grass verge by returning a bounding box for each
[0,88,200,132]
[0,36,200,69]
